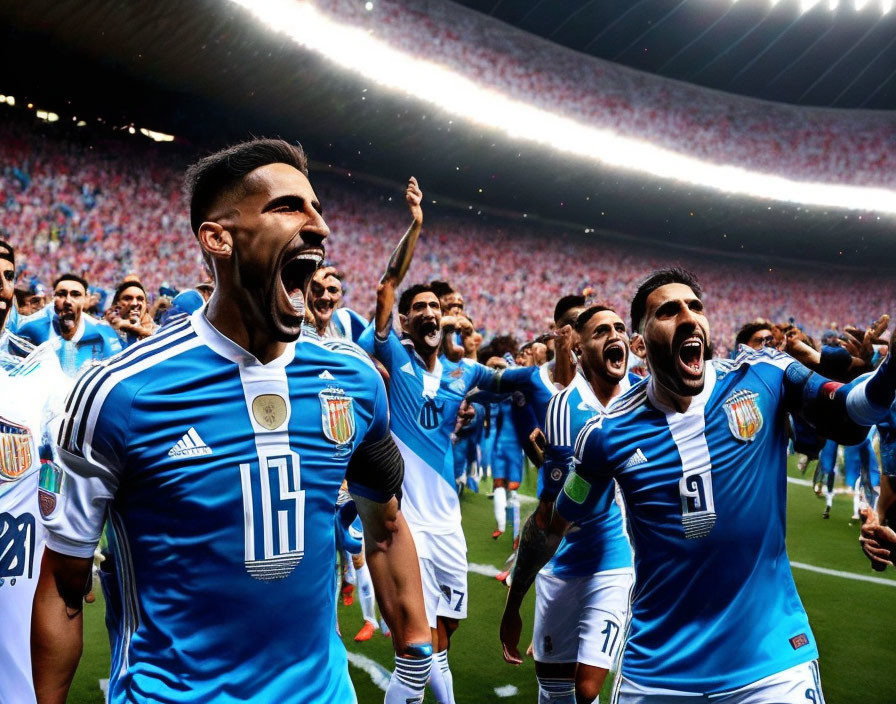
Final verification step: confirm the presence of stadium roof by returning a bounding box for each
[455,0,896,110]
[1,0,894,267]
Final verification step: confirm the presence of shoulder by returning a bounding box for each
[14,310,49,338]
[714,347,793,376]
[60,318,199,452]
[300,334,380,376]
[545,383,576,444]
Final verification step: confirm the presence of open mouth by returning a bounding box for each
[677,336,704,378]
[279,247,323,313]
[420,320,442,347]
[604,342,626,370]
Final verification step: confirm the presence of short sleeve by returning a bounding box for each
[357,322,403,371]
[44,366,129,557]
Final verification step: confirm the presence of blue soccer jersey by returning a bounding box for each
[328,308,368,343]
[44,311,392,703]
[542,370,633,579]
[15,307,122,376]
[558,349,818,692]
[490,397,523,483]
[358,326,496,534]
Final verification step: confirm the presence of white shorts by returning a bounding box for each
[533,568,634,669]
[413,529,468,629]
[614,660,825,704]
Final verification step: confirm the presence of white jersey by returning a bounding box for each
[0,338,69,703]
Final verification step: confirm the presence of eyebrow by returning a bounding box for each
[262,195,323,215]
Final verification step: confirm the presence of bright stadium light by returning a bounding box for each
[800,0,822,11]
[227,0,896,214]
[139,127,175,142]
[883,0,893,12]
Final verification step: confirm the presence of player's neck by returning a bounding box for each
[585,367,622,408]
[412,339,439,372]
[651,379,692,413]
[205,295,288,365]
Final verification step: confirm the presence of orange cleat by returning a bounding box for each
[492,529,504,540]
[354,621,376,642]
[342,583,354,606]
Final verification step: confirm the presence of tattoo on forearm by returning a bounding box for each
[508,512,560,600]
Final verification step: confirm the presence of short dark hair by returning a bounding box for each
[630,268,702,334]
[735,321,771,348]
[553,295,586,325]
[429,280,454,299]
[185,138,309,235]
[52,273,89,291]
[114,280,146,303]
[574,305,615,333]
[0,239,14,265]
[398,283,437,316]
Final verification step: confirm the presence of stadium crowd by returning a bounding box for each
[2,117,893,358]
[317,0,896,189]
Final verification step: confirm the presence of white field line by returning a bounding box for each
[345,651,391,692]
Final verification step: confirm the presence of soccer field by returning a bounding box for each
[70,457,895,703]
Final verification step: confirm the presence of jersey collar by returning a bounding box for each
[574,366,631,413]
[191,307,296,368]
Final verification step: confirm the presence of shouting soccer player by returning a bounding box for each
[513,268,895,703]
[31,139,432,704]
[501,305,635,704]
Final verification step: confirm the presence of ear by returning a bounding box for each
[197,222,233,260]
[573,342,583,357]
[398,313,409,332]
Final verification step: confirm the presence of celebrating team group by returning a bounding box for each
[2,138,895,704]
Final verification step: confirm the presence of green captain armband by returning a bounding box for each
[562,471,591,504]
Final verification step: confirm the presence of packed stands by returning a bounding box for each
[2,114,892,357]
[315,0,896,189]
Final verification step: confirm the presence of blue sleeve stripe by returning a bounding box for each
[64,320,196,453]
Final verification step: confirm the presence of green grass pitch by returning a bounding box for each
[69,457,894,703]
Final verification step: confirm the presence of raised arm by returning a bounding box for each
[375,177,424,337]
[31,550,93,704]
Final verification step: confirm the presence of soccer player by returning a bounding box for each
[501,306,635,704]
[514,268,895,702]
[14,272,122,376]
[31,139,432,704]
[308,266,367,341]
[105,280,157,346]
[0,239,71,704]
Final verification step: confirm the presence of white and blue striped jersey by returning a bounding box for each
[327,308,367,343]
[44,310,391,703]
[0,336,69,704]
[558,349,817,692]
[542,370,633,579]
[359,326,496,534]
[15,307,122,376]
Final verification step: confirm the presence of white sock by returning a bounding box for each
[430,649,455,704]
[344,556,357,585]
[356,563,377,625]
[536,676,575,703]
[853,478,862,516]
[385,652,431,704]
[508,490,521,540]
[825,488,834,508]
[494,487,507,532]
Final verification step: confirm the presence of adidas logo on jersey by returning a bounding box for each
[400,362,415,376]
[622,449,647,468]
[168,427,212,458]
[319,370,335,380]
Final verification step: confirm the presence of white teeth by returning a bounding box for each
[289,292,305,314]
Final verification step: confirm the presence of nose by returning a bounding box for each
[301,207,330,247]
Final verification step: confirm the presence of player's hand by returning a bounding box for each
[554,324,574,352]
[312,265,338,285]
[440,315,457,330]
[406,176,423,225]
[499,607,524,665]
[859,507,895,571]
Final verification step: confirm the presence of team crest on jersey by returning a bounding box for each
[0,415,33,482]
[723,389,763,442]
[320,387,356,445]
[252,394,288,431]
[38,458,63,517]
